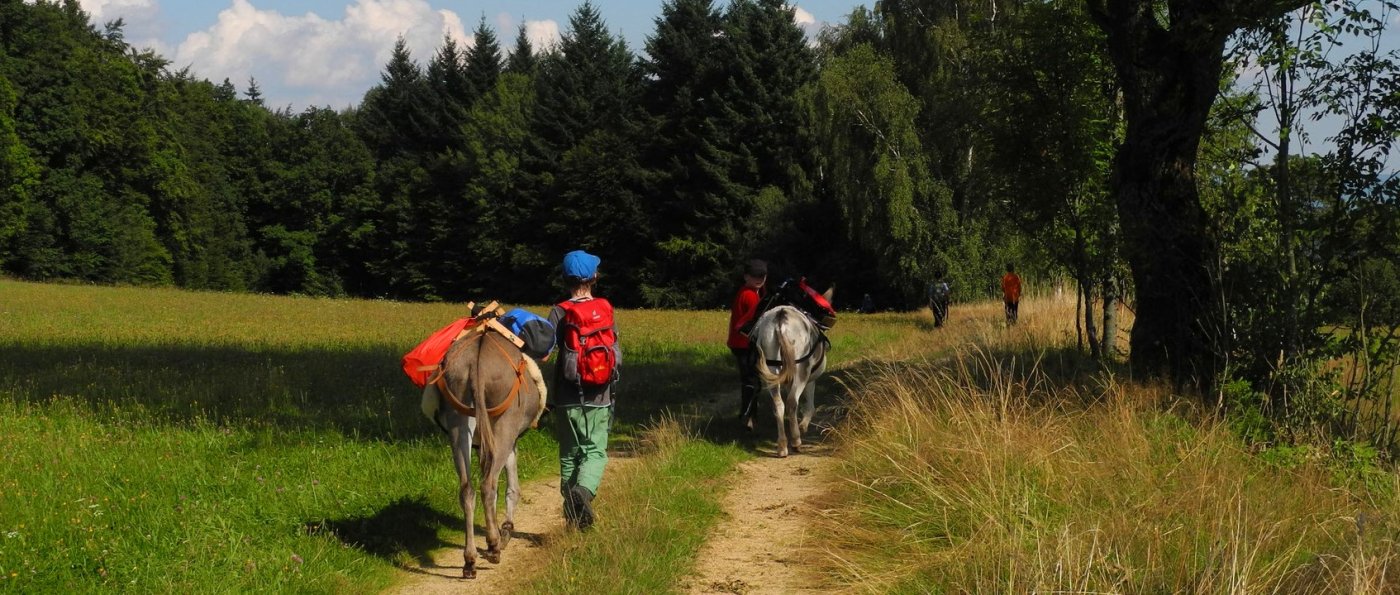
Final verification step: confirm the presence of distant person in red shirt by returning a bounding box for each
[728,259,767,426]
[1001,263,1022,325]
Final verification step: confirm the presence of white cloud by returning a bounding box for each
[792,6,816,26]
[790,5,825,45]
[171,0,473,109]
[76,0,158,25]
[493,13,562,52]
[66,0,164,47]
[523,19,561,51]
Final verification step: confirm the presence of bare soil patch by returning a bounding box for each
[682,434,837,595]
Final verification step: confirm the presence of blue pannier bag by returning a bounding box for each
[501,308,556,360]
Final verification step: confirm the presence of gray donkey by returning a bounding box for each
[420,330,546,579]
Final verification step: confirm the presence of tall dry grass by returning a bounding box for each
[814,296,1400,593]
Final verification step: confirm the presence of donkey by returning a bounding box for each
[750,305,829,457]
[420,330,546,579]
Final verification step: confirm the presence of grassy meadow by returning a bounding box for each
[0,278,937,593]
[9,277,1393,593]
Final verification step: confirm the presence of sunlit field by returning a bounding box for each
[0,278,944,592]
[0,280,557,592]
[814,293,1400,593]
[7,278,1392,593]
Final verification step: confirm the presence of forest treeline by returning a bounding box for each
[2,0,1400,435]
[2,0,998,309]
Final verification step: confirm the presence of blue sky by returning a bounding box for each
[72,0,871,110]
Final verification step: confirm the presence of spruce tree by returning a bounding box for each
[527,2,649,304]
[717,0,819,275]
[506,24,537,75]
[464,18,502,102]
[639,0,739,307]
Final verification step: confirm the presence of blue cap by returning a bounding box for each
[562,250,600,280]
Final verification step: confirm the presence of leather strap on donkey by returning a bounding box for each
[429,332,527,418]
[764,333,831,367]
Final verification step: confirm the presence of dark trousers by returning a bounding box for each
[931,299,949,327]
[731,346,760,418]
[1005,299,1019,324]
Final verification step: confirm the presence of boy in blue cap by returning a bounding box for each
[546,249,620,530]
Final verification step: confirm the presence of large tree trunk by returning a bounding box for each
[1088,0,1315,391]
[1090,2,1235,390]
[1113,96,1221,387]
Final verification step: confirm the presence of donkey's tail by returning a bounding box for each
[472,336,497,470]
[755,321,795,387]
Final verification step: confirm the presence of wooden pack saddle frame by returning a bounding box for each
[422,301,530,418]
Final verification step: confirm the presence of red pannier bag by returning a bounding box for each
[401,317,475,388]
[797,277,838,329]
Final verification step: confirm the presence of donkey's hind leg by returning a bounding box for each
[800,352,826,435]
[479,441,510,564]
[447,413,478,578]
[785,382,802,453]
[798,375,818,434]
[499,449,519,550]
[770,386,790,458]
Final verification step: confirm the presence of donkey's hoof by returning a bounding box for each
[483,548,501,564]
[499,521,514,549]
[776,449,789,458]
[463,564,477,579]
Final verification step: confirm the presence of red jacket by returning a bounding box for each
[727,286,762,349]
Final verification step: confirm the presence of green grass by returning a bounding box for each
[0,399,501,592]
[520,417,748,594]
[0,279,939,593]
[0,279,566,592]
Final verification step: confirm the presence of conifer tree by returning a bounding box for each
[717,0,819,273]
[639,0,738,307]
[506,23,537,75]
[527,2,649,304]
[464,18,502,102]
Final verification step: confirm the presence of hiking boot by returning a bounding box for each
[570,484,595,530]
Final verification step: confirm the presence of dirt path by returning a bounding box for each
[682,432,837,595]
[390,389,842,595]
[387,457,638,595]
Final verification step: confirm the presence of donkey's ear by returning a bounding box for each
[822,283,834,303]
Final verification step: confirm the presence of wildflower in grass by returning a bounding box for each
[291,553,303,565]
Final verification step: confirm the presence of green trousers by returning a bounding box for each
[556,405,611,496]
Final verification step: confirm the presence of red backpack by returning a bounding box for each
[557,298,619,388]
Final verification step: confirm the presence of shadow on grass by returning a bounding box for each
[305,495,460,568]
[1,330,1118,454]
[0,341,440,440]
[0,340,741,444]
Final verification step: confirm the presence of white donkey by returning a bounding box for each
[751,305,829,457]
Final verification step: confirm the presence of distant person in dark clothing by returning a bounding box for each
[928,274,951,328]
[859,293,876,314]
[728,259,767,427]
